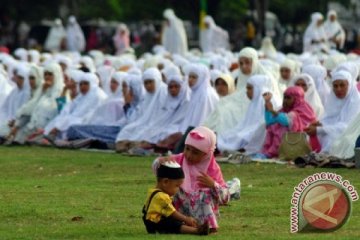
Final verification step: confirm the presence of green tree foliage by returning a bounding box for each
[218,0,248,22]
[0,0,352,25]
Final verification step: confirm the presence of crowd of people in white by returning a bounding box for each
[0,9,359,161]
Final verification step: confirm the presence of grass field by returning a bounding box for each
[0,146,359,239]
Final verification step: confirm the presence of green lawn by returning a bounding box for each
[0,146,359,239]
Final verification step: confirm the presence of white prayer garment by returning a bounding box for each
[44,72,107,136]
[303,12,329,53]
[179,63,219,132]
[317,70,360,153]
[140,74,191,143]
[291,73,324,118]
[302,64,330,105]
[161,9,188,55]
[203,47,273,134]
[116,67,168,141]
[44,19,66,52]
[66,16,86,52]
[324,10,345,49]
[217,74,282,153]
[200,16,229,53]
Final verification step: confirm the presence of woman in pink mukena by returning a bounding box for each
[261,86,318,158]
[153,126,230,233]
[113,24,130,55]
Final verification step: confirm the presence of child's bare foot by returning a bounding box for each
[197,222,209,235]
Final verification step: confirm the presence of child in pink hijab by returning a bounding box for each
[153,126,229,233]
[262,86,318,158]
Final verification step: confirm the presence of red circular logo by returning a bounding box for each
[301,183,351,231]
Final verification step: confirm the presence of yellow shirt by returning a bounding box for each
[144,188,176,223]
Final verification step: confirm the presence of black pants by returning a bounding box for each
[144,217,183,234]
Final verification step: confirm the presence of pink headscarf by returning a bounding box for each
[281,86,317,131]
[357,82,360,92]
[262,87,317,157]
[113,24,130,55]
[173,126,226,193]
[184,126,216,153]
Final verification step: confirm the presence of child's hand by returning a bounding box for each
[7,120,15,127]
[197,172,215,188]
[158,155,176,165]
[311,121,322,127]
[263,92,272,102]
[185,216,198,227]
[265,101,274,111]
[305,125,317,136]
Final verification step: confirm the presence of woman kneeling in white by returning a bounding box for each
[217,74,281,154]
[44,72,107,141]
[305,70,360,153]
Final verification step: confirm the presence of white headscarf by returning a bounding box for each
[0,68,14,109]
[210,55,230,73]
[318,70,360,153]
[85,71,127,126]
[44,19,66,52]
[68,69,83,93]
[44,72,107,135]
[25,63,64,129]
[291,73,324,118]
[324,53,346,69]
[200,15,229,52]
[204,47,270,134]
[110,71,127,99]
[66,16,86,52]
[116,67,168,141]
[0,64,31,123]
[217,74,281,154]
[260,37,277,60]
[96,65,115,95]
[259,59,282,98]
[302,64,330,105]
[172,54,189,71]
[164,74,191,112]
[236,47,270,90]
[88,50,105,67]
[2,55,18,84]
[303,12,329,53]
[214,73,236,96]
[179,63,219,132]
[80,56,96,72]
[15,65,44,118]
[86,101,125,127]
[324,10,345,49]
[162,9,188,55]
[56,55,72,70]
[14,48,28,62]
[86,72,128,126]
[279,58,299,93]
[112,73,146,127]
[210,69,221,86]
[122,74,145,121]
[334,62,359,83]
[139,74,192,143]
[161,63,181,81]
[28,50,40,64]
